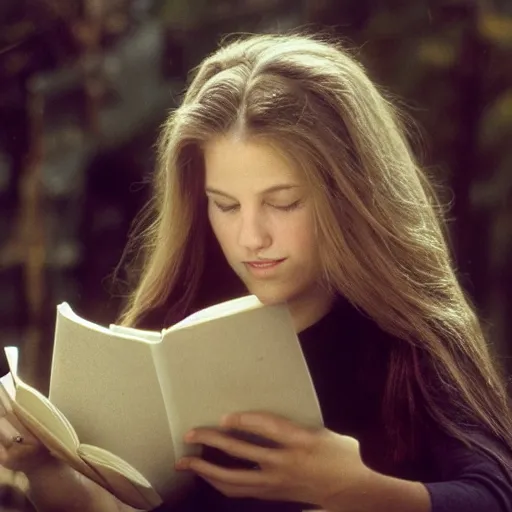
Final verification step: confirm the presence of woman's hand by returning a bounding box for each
[0,383,54,474]
[175,411,372,509]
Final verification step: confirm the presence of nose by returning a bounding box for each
[237,208,272,252]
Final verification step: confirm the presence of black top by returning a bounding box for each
[154,297,512,511]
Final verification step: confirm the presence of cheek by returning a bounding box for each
[296,229,316,255]
[280,216,317,255]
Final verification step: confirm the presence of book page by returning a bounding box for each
[152,302,323,463]
[49,303,176,501]
[79,444,162,509]
[15,379,79,450]
[3,345,78,451]
[109,324,161,343]
[168,295,262,332]
[78,443,153,487]
[0,378,104,489]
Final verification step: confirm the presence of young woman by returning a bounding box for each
[1,33,511,512]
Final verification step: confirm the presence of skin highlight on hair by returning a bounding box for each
[116,32,512,471]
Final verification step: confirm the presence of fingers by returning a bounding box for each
[0,382,23,450]
[0,412,51,473]
[0,416,22,450]
[221,411,315,448]
[0,404,37,451]
[184,428,281,466]
[0,414,25,468]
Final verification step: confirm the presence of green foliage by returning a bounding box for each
[480,90,512,149]
[479,13,512,48]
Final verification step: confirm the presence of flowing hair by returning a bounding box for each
[117,32,512,467]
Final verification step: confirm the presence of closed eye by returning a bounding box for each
[269,200,302,211]
[214,201,239,213]
[212,199,302,213]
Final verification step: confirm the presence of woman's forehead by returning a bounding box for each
[203,135,304,189]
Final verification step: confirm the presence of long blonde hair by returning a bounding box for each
[118,33,512,466]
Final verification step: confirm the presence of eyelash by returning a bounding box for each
[214,200,302,213]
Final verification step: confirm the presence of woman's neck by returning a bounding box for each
[288,287,335,333]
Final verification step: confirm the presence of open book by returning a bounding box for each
[1,295,323,509]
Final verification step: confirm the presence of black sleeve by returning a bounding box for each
[424,430,512,512]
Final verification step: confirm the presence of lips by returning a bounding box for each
[245,258,284,268]
[245,258,286,270]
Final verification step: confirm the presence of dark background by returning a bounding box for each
[0,0,511,508]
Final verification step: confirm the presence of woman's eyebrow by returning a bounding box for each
[205,184,301,200]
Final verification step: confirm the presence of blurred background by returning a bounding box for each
[0,0,511,509]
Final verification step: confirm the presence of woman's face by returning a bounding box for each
[204,134,324,308]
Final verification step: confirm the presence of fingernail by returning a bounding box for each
[220,413,236,426]
[184,430,196,442]
[175,458,187,470]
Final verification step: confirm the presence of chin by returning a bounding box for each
[254,294,285,306]
[245,283,293,307]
